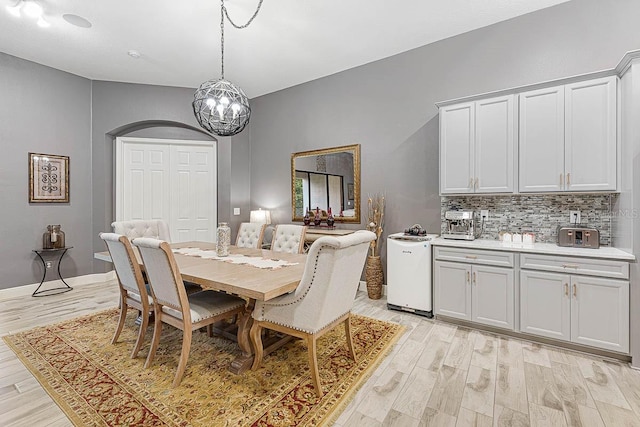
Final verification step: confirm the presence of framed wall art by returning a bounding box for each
[347,183,354,201]
[29,153,70,203]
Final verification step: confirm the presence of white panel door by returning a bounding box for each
[170,144,216,243]
[472,265,514,330]
[520,270,570,341]
[116,137,216,244]
[571,276,629,353]
[440,102,474,194]
[475,95,514,193]
[565,76,617,191]
[434,261,471,320]
[519,86,565,192]
[121,142,171,221]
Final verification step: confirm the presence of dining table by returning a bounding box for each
[95,241,307,374]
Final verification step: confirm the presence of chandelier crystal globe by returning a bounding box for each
[193,78,251,136]
[193,0,263,137]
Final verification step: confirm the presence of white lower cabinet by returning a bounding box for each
[435,259,514,330]
[520,270,629,353]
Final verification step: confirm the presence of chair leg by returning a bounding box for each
[207,324,213,337]
[344,316,356,362]
[131,308,150,359]
[307,334,323,397]
[173,327,192,388]
[144,313,163,369]
[250,322,264,370]
[111,294,127,345]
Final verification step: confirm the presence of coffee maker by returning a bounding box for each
[442,210,478,240]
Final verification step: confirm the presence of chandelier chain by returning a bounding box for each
[219,0,264,79]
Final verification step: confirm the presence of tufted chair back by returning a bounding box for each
[235,223,267,249]
[112,219,171,242]
[270,224,307,254]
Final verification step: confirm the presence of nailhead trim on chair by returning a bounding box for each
[260,246,349,333]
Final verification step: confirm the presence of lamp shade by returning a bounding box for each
[250,208,271,224]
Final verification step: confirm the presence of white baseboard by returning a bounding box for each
[0,271,117,301]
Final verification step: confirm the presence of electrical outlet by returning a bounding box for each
[569,210,581,224]
[45,261,53,269]
[480,210,489,220]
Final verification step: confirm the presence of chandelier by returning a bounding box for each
[193,0,263,137]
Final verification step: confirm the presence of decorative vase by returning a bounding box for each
[313,207,322,226]
[365,255,383,300]
[303,208,311,226]
[43,225,65,249]
[216,222,231,257]
[326,207,335,228]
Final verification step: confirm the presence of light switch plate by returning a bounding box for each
[233,208,240,215]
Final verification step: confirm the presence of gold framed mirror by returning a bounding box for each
[291,144,361,223]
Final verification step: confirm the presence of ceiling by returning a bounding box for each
[0,0,570,98]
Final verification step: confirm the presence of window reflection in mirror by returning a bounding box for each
[291,144,360,223]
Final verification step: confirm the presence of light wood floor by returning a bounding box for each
[1,280,640,427]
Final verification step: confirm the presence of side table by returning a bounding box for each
[32,247,74,297]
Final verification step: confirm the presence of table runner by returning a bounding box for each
[172,247,299,270]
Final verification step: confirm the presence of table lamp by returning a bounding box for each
[250,208,271,224]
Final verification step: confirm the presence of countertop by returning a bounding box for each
[430,237,635,261]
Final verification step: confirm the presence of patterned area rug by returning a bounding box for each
[3,309,404,426]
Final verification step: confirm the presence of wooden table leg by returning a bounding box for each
[228,298,256,374]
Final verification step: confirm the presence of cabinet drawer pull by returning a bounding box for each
[573,283,577,297]
[465,255,478,259]
[561,264,579,269]
[472,272,476,284]
[564,283,569,296]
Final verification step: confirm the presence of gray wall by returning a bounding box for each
[248,0,640,261]
[0,52,92,289]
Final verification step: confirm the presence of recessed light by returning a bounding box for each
[63,13,92,28]
[127,50,141,59]
[22,1,42,18]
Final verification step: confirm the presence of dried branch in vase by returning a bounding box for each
[366,193,385,257]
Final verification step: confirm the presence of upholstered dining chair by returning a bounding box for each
[270,224,307,254]
[99,232,153,359]
[132,237,246,388]
[250,230,376,397]
[235,222,267,249]
[112,219,172,242]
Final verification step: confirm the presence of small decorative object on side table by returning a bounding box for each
[32,246,73,296]
[365,194,385,299]
[326,207,335,228]
[303,208,311,226]
[313,207,322,226]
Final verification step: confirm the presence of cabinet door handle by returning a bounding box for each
[561,264,579,269]
[475,177,479,189]
[469,178,474,189]
[472,272,476,284]
[465,255,477,259]
[466,271,470,283]
[573,283,577,298]
[560,173,563,187]
[564,283,569,296]
[566,173,571,186]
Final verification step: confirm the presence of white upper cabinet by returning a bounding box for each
[519,76,617,192]
[440,102,474,194]
[564,77,617,191]
[440,95,514,194]
[518,86,565,192]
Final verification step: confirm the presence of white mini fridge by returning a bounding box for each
[386,232,438,318]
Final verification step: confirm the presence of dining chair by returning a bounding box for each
[99,232,153,359]
[235,222,267,249]
[112,219,172,242]
[270,224,307,254]
[250,230,376,397]
[132,237,246,388]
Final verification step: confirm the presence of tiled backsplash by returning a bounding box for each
[441,194,616,245]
